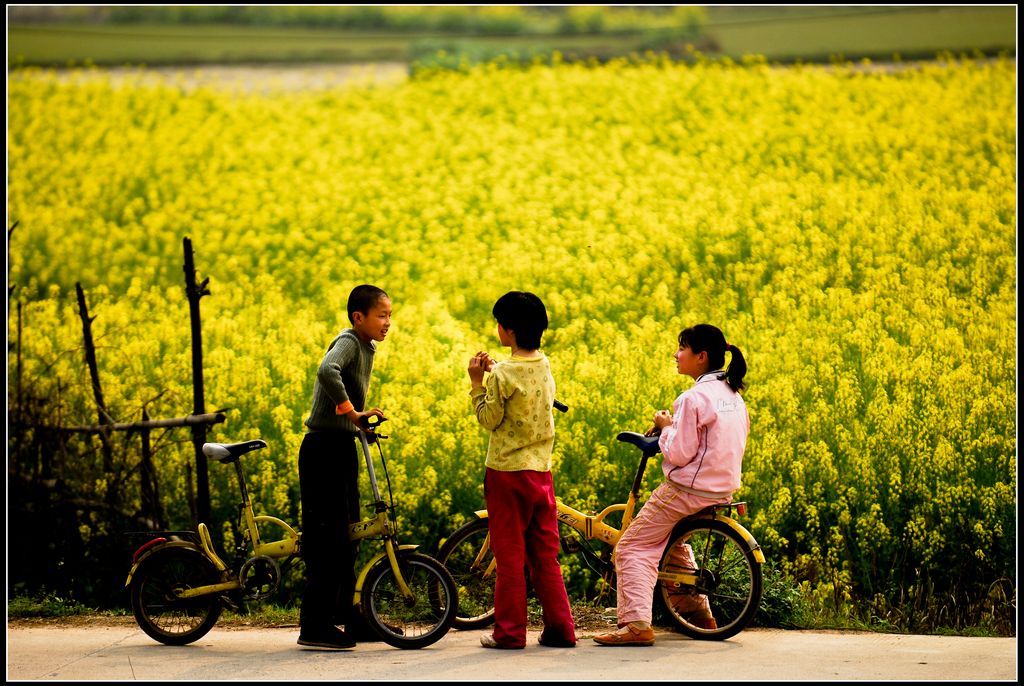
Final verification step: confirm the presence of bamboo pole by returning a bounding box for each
[183,237,212,526]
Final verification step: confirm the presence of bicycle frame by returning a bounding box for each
[350,429,416,602]
[126,427,418,603]
[457,437,764,587]
[126,439,293,596]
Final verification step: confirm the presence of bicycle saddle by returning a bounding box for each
[616,432,662,456]
[202,440,268,463]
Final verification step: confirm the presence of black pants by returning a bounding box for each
[298,431,361,632]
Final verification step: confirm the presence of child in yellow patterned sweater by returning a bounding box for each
[467,291,577,650]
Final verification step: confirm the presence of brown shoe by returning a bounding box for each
[592,624,655,646]
[687,611,718,630]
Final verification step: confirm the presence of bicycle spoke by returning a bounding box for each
[658,520,762,640]
[363,553,457,648]
[131,547,222,645]
[436,519,497,628]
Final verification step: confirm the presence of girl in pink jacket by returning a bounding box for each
[594,324,749,646]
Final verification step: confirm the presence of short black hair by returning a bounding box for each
[347,284,388,324]
[678,323,747,392]
[492,291,548,350]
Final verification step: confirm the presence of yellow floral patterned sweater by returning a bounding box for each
[469,354,556,472]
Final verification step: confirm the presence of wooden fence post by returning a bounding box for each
[183,237,212,526]
[16,301,22,411]
[12,301,23,479]
[139,407,165,529]
[75,283,115,482]
[185,459,197,529]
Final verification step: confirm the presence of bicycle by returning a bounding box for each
[436,421,765,641]
[125,416,458,649]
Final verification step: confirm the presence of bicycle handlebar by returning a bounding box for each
[361,402,566,429]
[361,415,388,430]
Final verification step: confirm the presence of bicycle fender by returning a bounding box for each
[124,541,209,587]
[718,517,766,564]
[197,522,229,571]
[353,544,419,598]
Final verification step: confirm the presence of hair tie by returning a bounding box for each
[725,342,731,349]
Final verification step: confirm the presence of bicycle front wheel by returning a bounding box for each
[657,518,762,641]
[130,545,224,645]
[361,551,457,649]
[435,517,496,630]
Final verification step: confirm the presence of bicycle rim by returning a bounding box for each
[658,519,762,640]
[130,547,223,645]
[436,518,496,630]
[362,552,457,649]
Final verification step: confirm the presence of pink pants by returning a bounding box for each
[484,468,577,648]
[614,479,728,625]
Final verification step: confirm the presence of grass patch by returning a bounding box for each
[222,604,300,627]
[8,590,95,618]
[6,23,668,68]
[8,7,1015,69]
[751,562,811,629]
[7,24,416,67]
[703,5,1016,62]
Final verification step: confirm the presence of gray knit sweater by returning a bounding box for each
[304,329,376,434]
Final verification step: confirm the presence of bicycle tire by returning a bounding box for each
[657,518,762,641]
[435,517,496,630]
[361,551,458,649]
[130,545,224,645]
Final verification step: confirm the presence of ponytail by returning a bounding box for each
[723,343,747,393]
[678,324,747,393]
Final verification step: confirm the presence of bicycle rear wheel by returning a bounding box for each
[361,551,457,649]
[130,546,223,645]
[657,518,762,640]
[435,517,496,630]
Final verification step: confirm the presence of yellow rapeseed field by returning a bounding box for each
[7,55,1016,631]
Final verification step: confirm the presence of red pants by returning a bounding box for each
[484,468,577,648]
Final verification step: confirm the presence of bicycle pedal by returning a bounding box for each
[560,537,582,554]
[219,595,241,612]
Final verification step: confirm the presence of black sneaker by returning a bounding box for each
[297,626,356,650]
[346,618,404,642]
[539,633,577,648]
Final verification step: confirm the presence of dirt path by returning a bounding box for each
[15,57,1010,94]
[13,62,409,92]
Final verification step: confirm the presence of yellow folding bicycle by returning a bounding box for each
[436,420,765,641]
[126,417,458,648]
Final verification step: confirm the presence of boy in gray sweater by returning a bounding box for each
[297,285,390,650]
